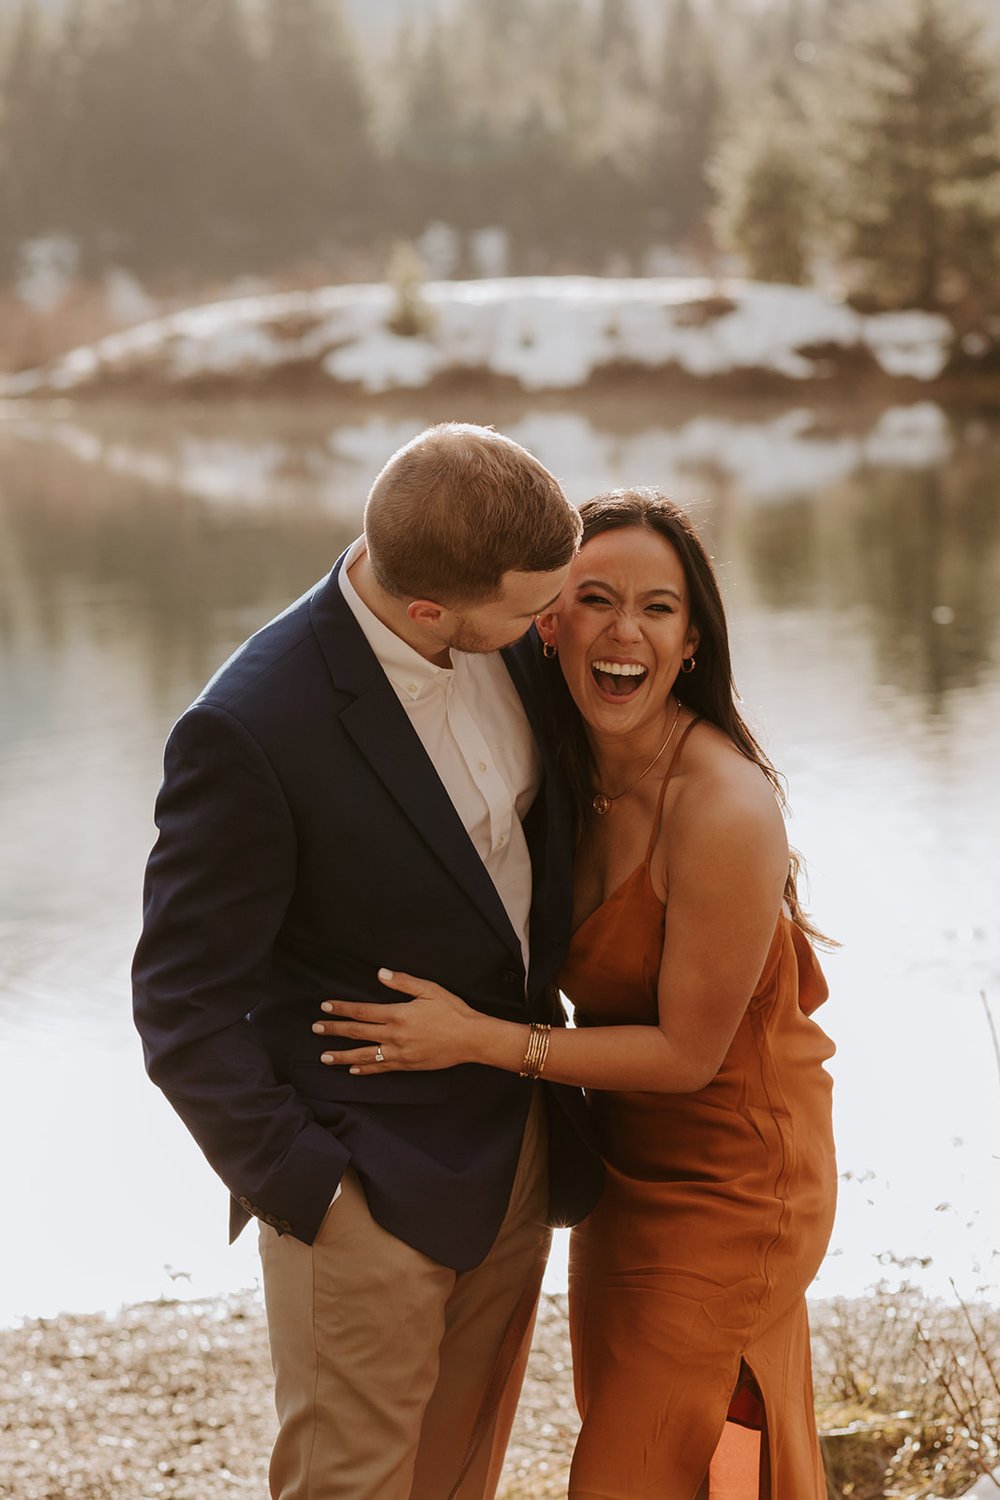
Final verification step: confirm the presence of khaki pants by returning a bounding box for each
[259,1093,550,1500]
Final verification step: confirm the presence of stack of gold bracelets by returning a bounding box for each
[519,1022,551,1080]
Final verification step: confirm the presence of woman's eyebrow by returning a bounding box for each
[576,578,682,601]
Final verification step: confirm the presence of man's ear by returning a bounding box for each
[407,598,447,629]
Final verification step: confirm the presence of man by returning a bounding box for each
[133,423,603,1500]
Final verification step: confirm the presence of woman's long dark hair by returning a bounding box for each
[541,488,832,947]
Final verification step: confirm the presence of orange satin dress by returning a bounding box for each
[561,725,837,1499]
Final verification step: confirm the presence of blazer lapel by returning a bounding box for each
[500,631,547,747]
[502,631,575,987]
[309,556,523,955]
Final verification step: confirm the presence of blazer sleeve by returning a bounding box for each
[132,701,349,1242]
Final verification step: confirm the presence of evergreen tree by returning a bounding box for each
[814,0,1000,309]
[389,14,469,235]
[260,0,375,260]
[45,0,99,259]
[0,0,54,265]
[532,0,651,269]
[649,0,722,249]
[410,0,600,270]
[452,0,538,141]
[51,0,286,275]
[71,0,206,273]
[180,0,277,269]
[539,0,599,163]
[593,0,650,170]
[710,90,816,282]
[531,0,602,265]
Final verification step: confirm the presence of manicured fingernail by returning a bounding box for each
[349,1067,361,1075]
[378,968,393,981]
[321,1001,333,1012]
[312,1023,325,1033]
[321,1053,334,1063]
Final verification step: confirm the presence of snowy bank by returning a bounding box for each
[0,277,959,399]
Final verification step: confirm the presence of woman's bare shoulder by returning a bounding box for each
[669,718,787,854]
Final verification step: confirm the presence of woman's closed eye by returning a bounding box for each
[577,591,675,614]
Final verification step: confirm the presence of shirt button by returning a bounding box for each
[407,682,418,694]
[478,760,488,773]
[497,834,506,847]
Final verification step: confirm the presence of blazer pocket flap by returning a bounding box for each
[293,1063,451,1105]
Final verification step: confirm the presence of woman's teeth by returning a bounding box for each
[591,661,648,696]
[592,660,645,676]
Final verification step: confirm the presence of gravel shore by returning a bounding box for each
[3,1285,994,1499]
[0,1290,576,1500]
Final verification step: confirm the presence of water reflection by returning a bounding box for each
[2,398,994,711]
[0,442,358,713]
[740,457,1000,704]
[0,395,997,1322]
[853,464,1000,702]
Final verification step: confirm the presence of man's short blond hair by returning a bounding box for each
[364,423,581,604]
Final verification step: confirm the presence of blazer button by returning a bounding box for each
[501,969,522,987]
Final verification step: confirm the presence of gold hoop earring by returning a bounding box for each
[542,642,557,660]
[681,656,696,674]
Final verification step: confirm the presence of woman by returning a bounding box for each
[315,490,836,1499]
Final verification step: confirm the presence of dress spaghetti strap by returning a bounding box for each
[643,715,700,863]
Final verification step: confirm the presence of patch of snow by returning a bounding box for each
[864,310,953,380]
[50,347,100,391]
[323,329,444,390]
[169,321,290,380]
[0,277,960,398]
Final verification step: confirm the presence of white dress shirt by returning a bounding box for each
[339,538,540,977]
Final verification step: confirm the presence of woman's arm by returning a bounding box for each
[315,770,789,1094]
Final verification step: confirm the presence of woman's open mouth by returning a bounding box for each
[590,659,648,699]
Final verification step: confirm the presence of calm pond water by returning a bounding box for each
[1,390,998,1326]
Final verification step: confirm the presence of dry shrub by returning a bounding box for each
[385,241,433,338]
[812,1282,1000,1498]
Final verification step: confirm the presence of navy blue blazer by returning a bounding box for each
[132,552,603,1269]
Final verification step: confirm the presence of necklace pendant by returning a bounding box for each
[592,793,612,815]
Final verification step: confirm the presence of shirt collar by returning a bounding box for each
[339,537,452,701]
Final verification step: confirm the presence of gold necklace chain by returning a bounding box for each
[591,696,682,816]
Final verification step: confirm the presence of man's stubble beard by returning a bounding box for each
[445,618,508,655]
